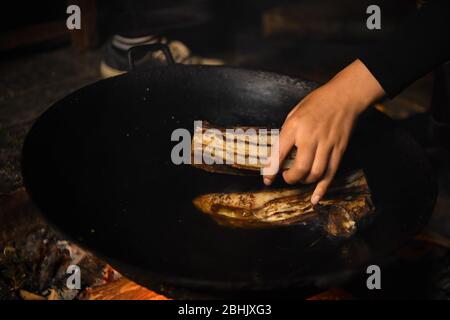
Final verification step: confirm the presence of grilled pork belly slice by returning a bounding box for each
[191,121,295,172]
[193,170,375,237]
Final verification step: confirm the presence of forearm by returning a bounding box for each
[324,59,385,114]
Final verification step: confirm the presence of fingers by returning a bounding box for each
[301,144,332,184]
[282,142,317,184]
[262,123,295,185]
[311,147,343,205]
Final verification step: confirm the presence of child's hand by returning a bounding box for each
[263,59,385,204]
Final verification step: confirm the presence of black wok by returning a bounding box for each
[22,45,437,295]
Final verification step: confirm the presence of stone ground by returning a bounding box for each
[0,48,102,193]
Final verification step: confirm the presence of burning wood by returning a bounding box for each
[80,278,169,300]
[0,189,120,300]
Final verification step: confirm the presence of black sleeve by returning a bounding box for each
[359,0,450,98]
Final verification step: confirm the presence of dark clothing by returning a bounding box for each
[359,0,450,98]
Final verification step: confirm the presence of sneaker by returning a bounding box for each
[100,35,224,78]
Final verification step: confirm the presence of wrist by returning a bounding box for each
[329,59,385,115]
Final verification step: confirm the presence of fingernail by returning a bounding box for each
[263,178,272,186]
[311,195,320,205]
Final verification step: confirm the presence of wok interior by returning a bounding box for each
[22,65,436,289]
